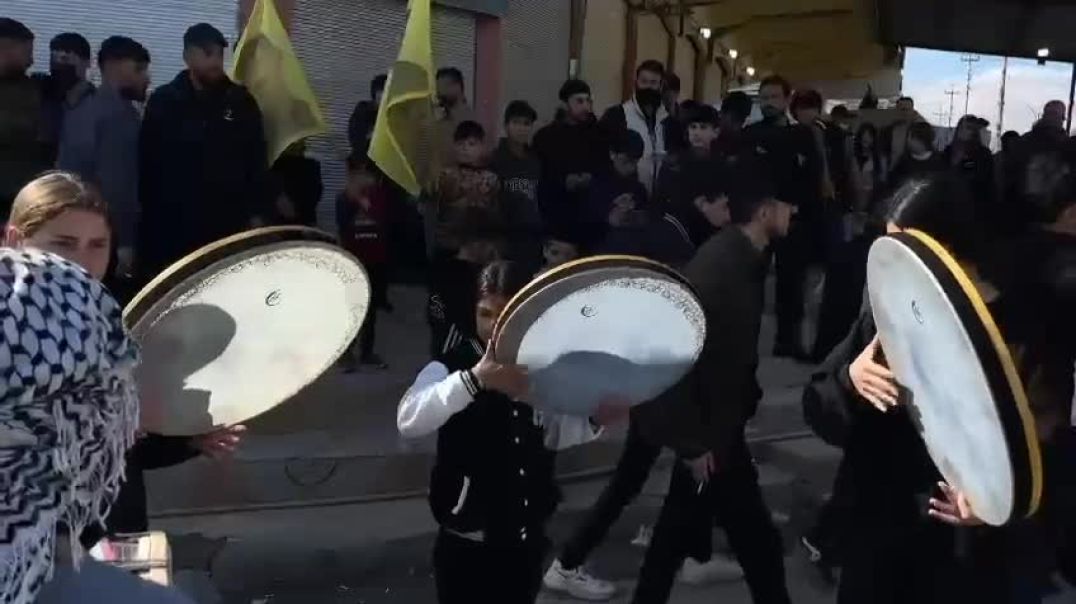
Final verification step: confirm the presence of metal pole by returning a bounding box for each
[997,56,1008,148]
[960,54,980,117]
[1067,63,1076,134]
[944,88,960,127]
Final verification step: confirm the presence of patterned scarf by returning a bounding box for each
[0,249,139,604]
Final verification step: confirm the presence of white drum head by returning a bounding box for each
[867,231,1041,525]
[126,227,370,435]
[495,256,705,415]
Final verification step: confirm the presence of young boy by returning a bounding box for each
[432,120,502,258]
[427,211,503,357]
[398,260,628,604]
[541,222,584,272]
[491,100,544,270]
[655,103,724,209]
[336,153,389,370]
[582,129,649,249]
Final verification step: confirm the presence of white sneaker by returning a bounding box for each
[677,556,744,586]
[543,559,616,601]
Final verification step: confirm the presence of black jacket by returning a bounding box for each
[138,71,268,275]
[430,340,559,545]
[81,434,198,547]
[743,118,824,216]
[532,118,609,227]
[427,256,482,356]
[638,227,766,460]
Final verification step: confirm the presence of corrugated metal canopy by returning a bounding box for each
[682,0,898,82]
[874,0,1076,62]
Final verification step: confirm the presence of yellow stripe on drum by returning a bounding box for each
[905,229,1043,517]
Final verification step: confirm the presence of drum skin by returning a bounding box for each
[126,227,370,435]
[494,255,705,416]
[866,230,1042,526]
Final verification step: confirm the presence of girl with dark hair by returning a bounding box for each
[397,260,629,604]
[801,174,1055,603]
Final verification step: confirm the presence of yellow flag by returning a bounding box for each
[370,0,435,196]
[231,0,327,164]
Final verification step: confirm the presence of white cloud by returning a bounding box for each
[905,63,1072,141]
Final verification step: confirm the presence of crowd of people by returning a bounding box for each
[1,11,1075,604]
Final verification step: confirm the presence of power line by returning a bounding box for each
[944,88,961,127]
[960,54,980,116]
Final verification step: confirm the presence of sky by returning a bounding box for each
[902,48,1073,141]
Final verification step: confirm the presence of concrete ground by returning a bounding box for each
[141,283,1073,603]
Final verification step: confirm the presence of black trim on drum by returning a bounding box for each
[892,232,1034,523]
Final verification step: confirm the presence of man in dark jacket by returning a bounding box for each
[347,73,386,153]
[37,32,96,163]
[744,75,825,359]
[138,23,268,279]
[532,78,608,233]
[632,159,794,604]
[599,60,669,194]
[0,18,49,219]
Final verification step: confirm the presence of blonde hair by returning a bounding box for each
[9,171,109,237]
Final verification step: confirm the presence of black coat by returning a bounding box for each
[138,71,268,276]
[532,118,609,228]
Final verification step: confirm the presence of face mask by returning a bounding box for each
[50,63,80,92]
[635,88,662,110]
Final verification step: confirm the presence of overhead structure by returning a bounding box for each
[873,0,1076,62]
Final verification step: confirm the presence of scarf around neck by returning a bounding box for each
[0,249,139,604]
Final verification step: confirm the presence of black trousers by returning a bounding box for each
[343,263,387,360]
[559,418,712,570]
[631,442,790,604]
[433,530,548,604]
[774,218,822,348]
[812,231,872,360]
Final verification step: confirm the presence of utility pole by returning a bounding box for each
[933,108,947,124]
[944,88,961,127]
[960,54,980,116]
[997,56,1009,148]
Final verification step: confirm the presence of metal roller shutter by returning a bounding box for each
[292,0,475,232]
[500,0,570,130]
[5,0,236,94]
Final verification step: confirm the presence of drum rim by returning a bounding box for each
[495,265,701,365]
[896,229,1042,520]
[124,226,338,327]
[493,254,691,342]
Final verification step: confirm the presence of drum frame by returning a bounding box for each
[492,254,693,355]
[885,230,1042,521]
[125,226,338,326]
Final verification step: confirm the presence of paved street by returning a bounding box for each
[144,283,1072,603]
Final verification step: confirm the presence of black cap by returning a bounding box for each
[184,23,227,50]
[559,78,592,102]
[0,18,33,42]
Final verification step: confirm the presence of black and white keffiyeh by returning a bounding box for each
[0,249,139,604]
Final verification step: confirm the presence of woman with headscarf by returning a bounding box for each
[0,248,192,603]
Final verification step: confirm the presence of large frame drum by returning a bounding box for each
[126,227,370,435]
[494,255,705,415]
[866,229,1042,526]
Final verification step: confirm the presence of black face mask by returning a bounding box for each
[50,63,80,93]
[635,88,662,110]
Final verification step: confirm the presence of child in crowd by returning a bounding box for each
[336,153,390,371]
[398,260,629,604]
[427,210,504,356]
[541,223,584,272]
[582,129,649,249]
[655,103,725,211]
[491,100,543,270]
[432,120,502,258]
